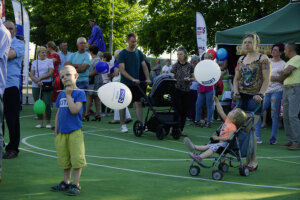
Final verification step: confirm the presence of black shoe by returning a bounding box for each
[3,150,18,159]
[82,115,89,122]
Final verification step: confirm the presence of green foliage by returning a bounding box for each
[13,0,145,52]
[136,0,290,56]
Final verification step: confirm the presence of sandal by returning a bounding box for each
[243,163,258,171]
[92,115,101,122]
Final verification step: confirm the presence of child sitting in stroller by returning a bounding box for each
[184,96,248,163]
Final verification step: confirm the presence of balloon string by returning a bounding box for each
[39,87,42,99]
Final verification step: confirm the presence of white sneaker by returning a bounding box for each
[35,124,43,128]
[257,137,263,144]
[121,126,128,133]
[46,124,52,129]
[100,113,106,117]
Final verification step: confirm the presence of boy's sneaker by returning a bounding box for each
[66,184,81,196]
[51,181,71,191]
[188,152,202,164]
[121,126,128,133]
[183,137,195,152]
[256,137,263,144]
[269,137,277,145]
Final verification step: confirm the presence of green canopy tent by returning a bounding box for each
[215,2,300,45]
[215,1,300,74]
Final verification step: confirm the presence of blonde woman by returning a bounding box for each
[30,46,54,128]
[233,33,271,171]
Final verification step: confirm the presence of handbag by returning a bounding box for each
[42,81,53,92]
[36,59,53,92]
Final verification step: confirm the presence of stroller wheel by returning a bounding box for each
[218,163,229,173]
[171,128,181,140]
[239,167,250,177]
[133,120,144,137]
[212,170,223,180]
[156,125,166,140]
[189,165,200,176]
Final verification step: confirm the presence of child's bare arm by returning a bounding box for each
[213,96,226,121]
[212,130,235,141]
[55,108,59,136]
[65,88,83,114]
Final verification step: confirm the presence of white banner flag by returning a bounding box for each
[11,0,30,85]
[196,12,207,59]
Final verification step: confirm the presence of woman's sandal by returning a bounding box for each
[243,163,258,171]
[92,115,101,122]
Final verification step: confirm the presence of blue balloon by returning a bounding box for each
[216,48,228,61]
[95,61,109,74]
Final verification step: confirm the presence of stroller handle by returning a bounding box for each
[236,99,261,114]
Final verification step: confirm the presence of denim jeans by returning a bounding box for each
[283,85,300,145]
[255,91,282,139]
[195,90,214,123]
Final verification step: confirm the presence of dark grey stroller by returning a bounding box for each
[188,107,258,180]
[133,74,181,140]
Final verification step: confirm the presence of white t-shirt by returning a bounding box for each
[162,65,172,74]
[266,60,285,93]
[31,59,54,88]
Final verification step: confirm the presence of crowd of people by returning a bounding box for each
[1,3,299,195]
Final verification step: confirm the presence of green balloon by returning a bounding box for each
[33,99,46,114]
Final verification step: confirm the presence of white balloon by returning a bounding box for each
[194,60,221,86]
[97,82,132,110]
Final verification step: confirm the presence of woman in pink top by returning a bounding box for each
[194,53,216,127]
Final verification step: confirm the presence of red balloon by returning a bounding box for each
[207,49,216,60]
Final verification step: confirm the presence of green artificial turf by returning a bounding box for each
[0,105,299,200]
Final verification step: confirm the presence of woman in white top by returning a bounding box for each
[254,43,285,145]
[30,46,54,128]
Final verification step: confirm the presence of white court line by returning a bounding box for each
[19,146,300,191]
[266,158,300,165]
[22,133,300,160]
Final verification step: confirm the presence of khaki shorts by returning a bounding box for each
[55,129,86,169]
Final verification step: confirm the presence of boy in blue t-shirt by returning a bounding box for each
[51,65,86,196]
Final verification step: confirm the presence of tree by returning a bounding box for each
[135,0,290,56]
[8,0,145,52]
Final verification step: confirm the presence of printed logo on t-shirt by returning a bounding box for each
[59,98,69,108]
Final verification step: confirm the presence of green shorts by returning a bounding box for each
[55,129,86,169]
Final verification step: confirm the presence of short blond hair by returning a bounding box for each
[242,33,260,52]
[60,65,77,75]
[232,108,248,128]
[37,46,47,55]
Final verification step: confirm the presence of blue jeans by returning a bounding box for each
[255,91,282,139]
[195,90,215,123]
[237,92,262,115]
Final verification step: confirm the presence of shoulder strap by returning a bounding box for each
[36,60,39,78]
[241,55,246,62]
